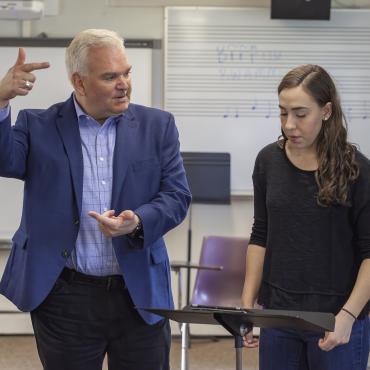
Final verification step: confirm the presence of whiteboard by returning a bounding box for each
[165,7,370,194]
[0,44,153,239]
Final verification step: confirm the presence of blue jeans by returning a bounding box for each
[259,317,369,370]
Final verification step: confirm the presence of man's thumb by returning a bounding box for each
[15,47,26,66]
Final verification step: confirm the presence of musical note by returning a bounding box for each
[251,99,258,112]
[223,107,240,119]
[265,101,272,119]
[362,100,369,120]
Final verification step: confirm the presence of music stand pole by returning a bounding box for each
[215,315,252,370]
[186,204,192,305]
[235,335,244,370]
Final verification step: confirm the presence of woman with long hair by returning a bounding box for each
[242,64,370,370]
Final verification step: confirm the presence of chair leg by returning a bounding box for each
[181,322,190,370]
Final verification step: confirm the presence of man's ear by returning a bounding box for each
[71,73,86,96]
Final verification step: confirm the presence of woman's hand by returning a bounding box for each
[242,328,259,348]
[241,302,260,348]
[318,309,355,351]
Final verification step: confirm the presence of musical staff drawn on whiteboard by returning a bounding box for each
[165,7,370,191]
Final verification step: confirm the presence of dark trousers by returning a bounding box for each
[31,268,171,370]
[259,317,369,370]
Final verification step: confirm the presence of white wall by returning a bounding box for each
[1,1,272,38]
[3,0,369,39]
[0,0,370,39]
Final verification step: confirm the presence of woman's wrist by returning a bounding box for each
[341,307,357,321]
[241,299,256,309]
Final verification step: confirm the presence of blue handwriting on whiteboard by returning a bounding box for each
[216,44,282,65]
[219,67,279,80]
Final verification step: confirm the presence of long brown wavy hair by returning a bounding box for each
[277,64,359,207]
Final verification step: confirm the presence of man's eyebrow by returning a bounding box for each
[101,67,132,76]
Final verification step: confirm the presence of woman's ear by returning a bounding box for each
[322,102,332,121]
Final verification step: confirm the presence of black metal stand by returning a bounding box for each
[143,306,335,370]
[214,313,252,370]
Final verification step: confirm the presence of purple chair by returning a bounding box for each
[171,235,249,370]
[191,235,249,308]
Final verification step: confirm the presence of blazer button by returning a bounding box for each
[74,219,80,225]
[62,250,70,258]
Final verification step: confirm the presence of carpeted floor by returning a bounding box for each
[1,335,368,370]
[0,335,259,370]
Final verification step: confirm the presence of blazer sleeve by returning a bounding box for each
[131,113,191,248]
[0,109,29,179]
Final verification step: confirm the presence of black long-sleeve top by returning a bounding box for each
[250,142,370,318]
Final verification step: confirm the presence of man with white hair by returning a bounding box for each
[0,29,191,370]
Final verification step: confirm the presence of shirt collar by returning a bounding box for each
[72,94,125,124]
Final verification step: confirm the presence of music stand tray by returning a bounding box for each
[143,306,335,370]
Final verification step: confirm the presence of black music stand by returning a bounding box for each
[144,306,335,370]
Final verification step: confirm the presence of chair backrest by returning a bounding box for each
[191,235,249,308]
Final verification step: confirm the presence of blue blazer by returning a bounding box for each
[0,96,191,324]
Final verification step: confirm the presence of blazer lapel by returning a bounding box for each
[111,105,138,209]
[56,97,84,217]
